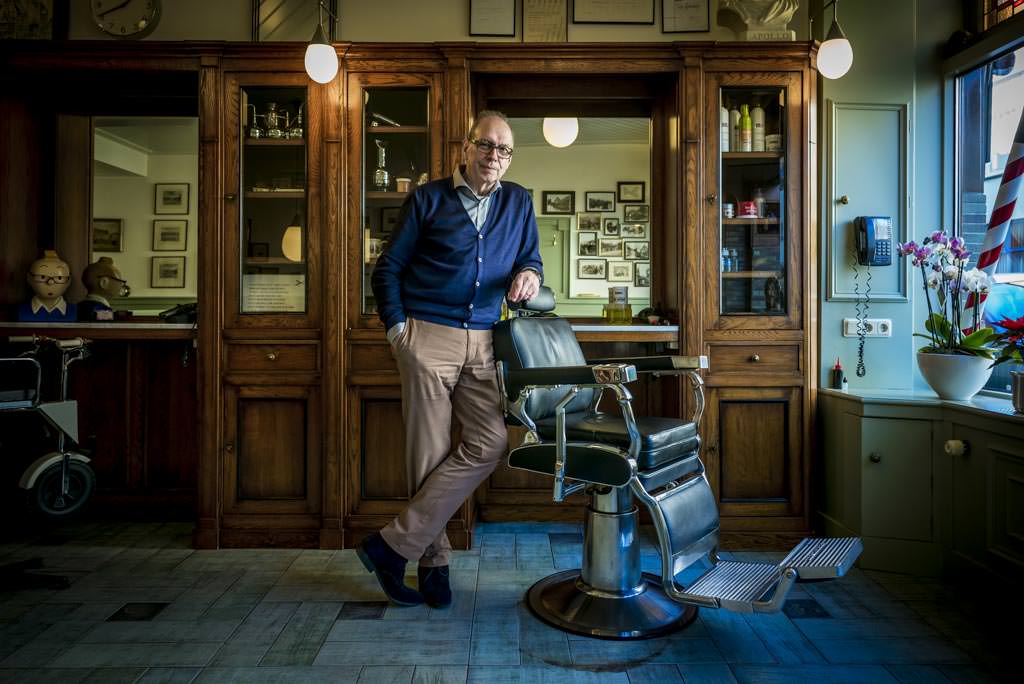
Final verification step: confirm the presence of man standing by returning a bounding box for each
[364,111,542,608]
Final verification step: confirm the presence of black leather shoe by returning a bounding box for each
[355,532,423,606]
[418,565,452,608]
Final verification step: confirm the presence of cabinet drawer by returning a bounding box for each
[709,344,800,374]
[226,343,319,372]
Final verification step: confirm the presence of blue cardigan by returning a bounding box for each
[371,177,543,331]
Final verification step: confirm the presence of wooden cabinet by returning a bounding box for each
[695,57,817,543]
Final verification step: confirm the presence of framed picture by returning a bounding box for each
[634,261,652,287]
[577,212,602,231]
[608,261,633,282]
[662,0,710,33]
[577,258,607,280]
[585,191,616,212]
[154,183,190,215]
[621,222,647,238]
[542,190,575,215]
[380,206,402,234]
[91,217,124,253]
[617,181,646,203]
[152,219,187,251]
[470,0,515,36]
[598,238,623,257]
[573,0,654,24]
[151,256,186,288]
[523,0,568,42]
[248,242,269,258]
[623,204,650,222]
[624,240,650,260]
[578,231,598,256]
[602,218,621,236]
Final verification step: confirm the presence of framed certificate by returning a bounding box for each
[470,0,516,37]
[572,0,654,24]
[661,0,710,33]
[523,0,568,42]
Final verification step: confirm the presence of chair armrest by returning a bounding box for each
[504,363,637,400]
[585,355,709,373]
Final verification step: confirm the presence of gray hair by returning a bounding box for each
[467,110,512,141]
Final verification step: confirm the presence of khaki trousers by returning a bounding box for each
[380,318,508,567]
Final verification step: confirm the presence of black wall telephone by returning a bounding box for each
[159,302,197,324]
[855,216,893,266]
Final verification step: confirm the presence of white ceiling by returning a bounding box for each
[509,117,650,147]
[94,117,198,155]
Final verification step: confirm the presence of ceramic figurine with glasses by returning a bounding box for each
[78,257,130,322]
[18,250,77,322]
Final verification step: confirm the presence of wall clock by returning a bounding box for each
[92,0,162,39]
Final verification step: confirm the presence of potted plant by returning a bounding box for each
[898,231,996,400]
[986,314,1024,413]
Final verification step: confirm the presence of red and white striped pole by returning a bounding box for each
[963,106,1024,329]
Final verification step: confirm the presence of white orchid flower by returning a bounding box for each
[942,264,959,281]
[962,268,992,293]
[925,270,942,289]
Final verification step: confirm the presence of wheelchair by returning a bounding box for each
[0,335,95,519]
[493,288,861,639]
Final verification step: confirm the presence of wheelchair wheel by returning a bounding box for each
[29,460,96,520]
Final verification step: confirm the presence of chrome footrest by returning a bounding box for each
[684,561,782,613]
[780,537,863,580]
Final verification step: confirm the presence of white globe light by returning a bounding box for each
[542,117,579,148]
[281,223,303,262]
[816,20,853,80]
[304,24,338,84]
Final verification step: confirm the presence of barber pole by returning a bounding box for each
[963,107,1024,331]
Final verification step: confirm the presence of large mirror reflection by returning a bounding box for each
[92,116,199,318]
[504,117,652,319]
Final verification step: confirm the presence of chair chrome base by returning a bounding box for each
[526,569,699,640]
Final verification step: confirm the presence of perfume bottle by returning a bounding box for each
[373,139,390,191]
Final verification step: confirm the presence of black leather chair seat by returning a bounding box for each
[535,413,699,472]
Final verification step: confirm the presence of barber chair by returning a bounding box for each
[493,288,862,639]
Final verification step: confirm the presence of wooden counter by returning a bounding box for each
[1,321,195,340]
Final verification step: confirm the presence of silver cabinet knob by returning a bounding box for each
[944,439,970,457]
[750,354,760,363]
[869,452,881,463]
[838,195,850,205]
[266,351,278,361]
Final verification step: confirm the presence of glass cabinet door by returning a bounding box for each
[239,86,307,314]
[718,85,787,317]
[359,86,431,316]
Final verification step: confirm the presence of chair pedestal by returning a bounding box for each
[526,488,698,639]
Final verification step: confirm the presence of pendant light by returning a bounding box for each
[542,118,579,148]
[282,213,303,262]
[816,0,853,80]
[305,2,339,84]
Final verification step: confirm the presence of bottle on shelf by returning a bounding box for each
[729,248,740,272]
[729,102,740,152]
[752,101,765,152]
[753,187,766,218]
[720,102,730,152]
[721,247,732,273]
[739,104,752,152]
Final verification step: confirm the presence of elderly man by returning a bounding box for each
[364,111,542,608]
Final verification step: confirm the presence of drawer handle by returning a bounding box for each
[869,452,881,463]
[266,351,278,361]
[750,354,760,363]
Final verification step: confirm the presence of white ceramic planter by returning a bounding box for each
[916,352,994,401]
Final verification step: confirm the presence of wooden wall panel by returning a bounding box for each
[360,398,407,499]
[237,398,307,499]
[720,401,786,500]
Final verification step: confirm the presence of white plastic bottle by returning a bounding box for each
[729,103,740,152]
[753,187,766,218]
[752,102,765,152]
[729,248,740,272]
[720,103,730,152]
[721,248,731,273]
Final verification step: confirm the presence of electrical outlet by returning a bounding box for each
[842,318,893,337]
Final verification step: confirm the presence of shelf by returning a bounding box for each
[245,191,305,199]
[244,138,305,146]
[723,218,780,225]
[720,268,782,276]
[365,125,428,133]
[244,258,306,266]
[723,151,783,159]
[366,191,410,200]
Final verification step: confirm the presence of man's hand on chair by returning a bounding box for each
[507,269,540,303]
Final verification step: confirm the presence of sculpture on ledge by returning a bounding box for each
[721,0,798,41]
[17,250,77,322]
[78,257,130,322]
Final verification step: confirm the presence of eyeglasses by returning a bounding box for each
[469,138,513,159]
[30,273,70,285]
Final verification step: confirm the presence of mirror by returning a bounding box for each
[504,117,652,318]
[92,116,199,317]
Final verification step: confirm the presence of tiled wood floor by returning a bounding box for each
[0,522,1013,683]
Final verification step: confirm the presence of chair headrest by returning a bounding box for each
[508,286,555,314]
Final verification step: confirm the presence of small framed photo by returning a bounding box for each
[617,181,645,203]
[602,218,621,236]
[151,256,186,288]
[585,191,616,212]
[624,240,650,260]
[577,258,607,280]
[380,206,402,234]
[608,261,633,282]
[152,219,187,251]
[154,183,190,215]
[598,238,623,257]
[92,217,124,253]
[634,261,651,287]
[623,204,650,222]
[621,222,647,238]
[577,212,601,232]
[542,190,575,215]
[578,231,598,256]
